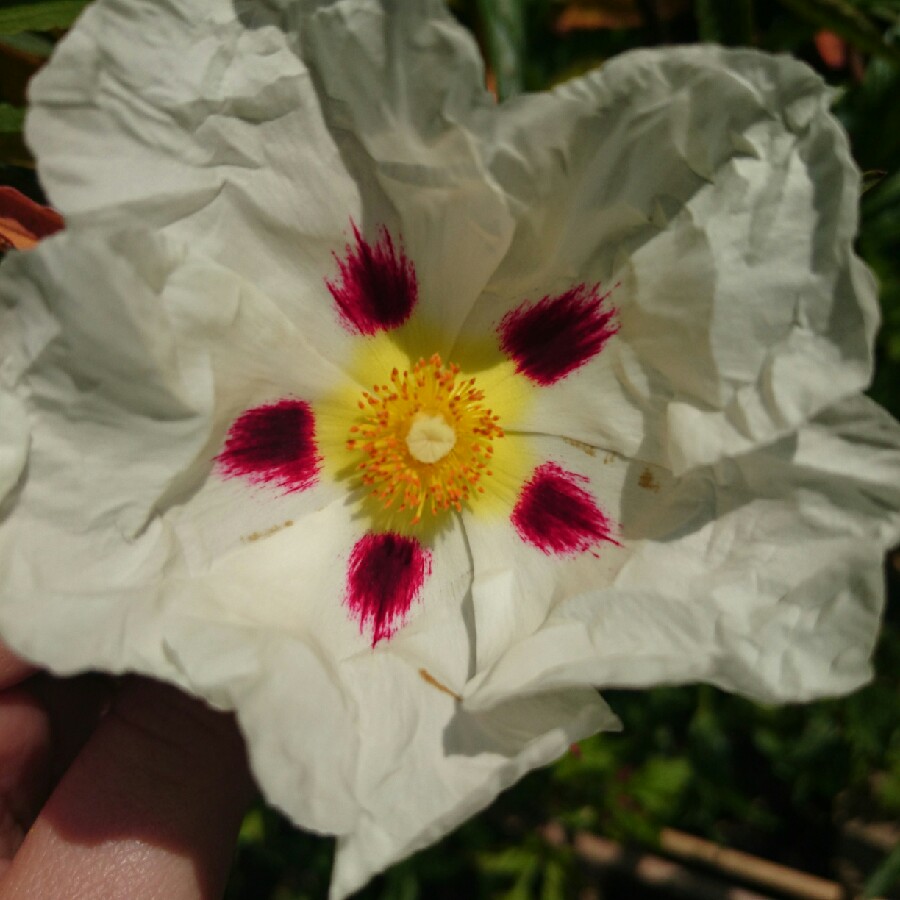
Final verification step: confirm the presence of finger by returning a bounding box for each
[0,690,50,876]
[0,678,255,900]
[27,673,115,783]
[0,647,36,692]
[0,673,116,874]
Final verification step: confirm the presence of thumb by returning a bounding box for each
[0,677,255,900]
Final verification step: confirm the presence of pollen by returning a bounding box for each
[346,353,505,525]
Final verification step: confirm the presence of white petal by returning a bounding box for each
[462,435,629,673]
[300,1,516,345]
[188,499,472,669]
[0,393,28,507]
[24,0,362,344]
[0,232,214,540]
[467,396,900,710]
[27,0,515,345]
[463,47,877,472]
[330,653,616,899]
[163,618,362,834]
[0,228,351,663]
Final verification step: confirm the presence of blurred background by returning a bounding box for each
[1,0,898,897]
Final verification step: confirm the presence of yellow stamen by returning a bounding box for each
[346,354,504,526]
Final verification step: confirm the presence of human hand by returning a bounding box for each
[0,642,254,899]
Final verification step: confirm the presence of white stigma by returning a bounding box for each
[405,412,456,464]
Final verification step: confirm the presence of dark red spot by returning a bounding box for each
[217,399,319,492]
[498,284,618,385]
[346,532,431,646]
[512,462,617,556]
[326,222,418,335]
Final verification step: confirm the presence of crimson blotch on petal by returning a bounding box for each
[512,462,617,555]
[498,284,618,385]
[327,223,418,335]
[345,532,432,646]
[217,399,320,492]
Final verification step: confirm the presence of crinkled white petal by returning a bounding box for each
[163,618,363,834]
[0,393,28,508]
[0,231,215,540]
[467,395,900,711]
[26,0,372,360]
[463,47,877,473]
[0,228,357,670]
[299,0,516,345]
[462,436,630,672]
[27,0,515,349]
[329,654,616,900]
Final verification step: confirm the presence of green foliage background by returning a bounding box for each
[1,1,897,898]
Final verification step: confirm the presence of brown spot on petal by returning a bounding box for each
[638,467,661,493]
[562,437,598,457]
[242,520,294,543]
[418,668,462,702]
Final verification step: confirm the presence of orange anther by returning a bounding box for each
[346,351,504,526]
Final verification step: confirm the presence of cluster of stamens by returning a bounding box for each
[346,354,504,525]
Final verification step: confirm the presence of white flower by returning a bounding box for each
[2,1,900,896]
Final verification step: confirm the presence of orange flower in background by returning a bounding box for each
[815,30,848,69]
[814,30,866,81]
[0,186,64,251]
[555,0,688,34]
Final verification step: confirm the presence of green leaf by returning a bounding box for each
[629,756,691,818]
[0,104,25,134]
[862,168,889,193]
[552,734,617,781]
[774,0,900,62]
[502,857,539,900]
[0,0,90,35]
[380,862,419,900]
[0,31,54,55]
[236,807,266,845]
[540,858,567,900]
[696,0,756,45]
[478,846,539,877]
[863,843,900,898]
[476,0,526,99]
[854,0,900,24]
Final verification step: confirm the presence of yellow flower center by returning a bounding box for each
[346,353,504,524]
